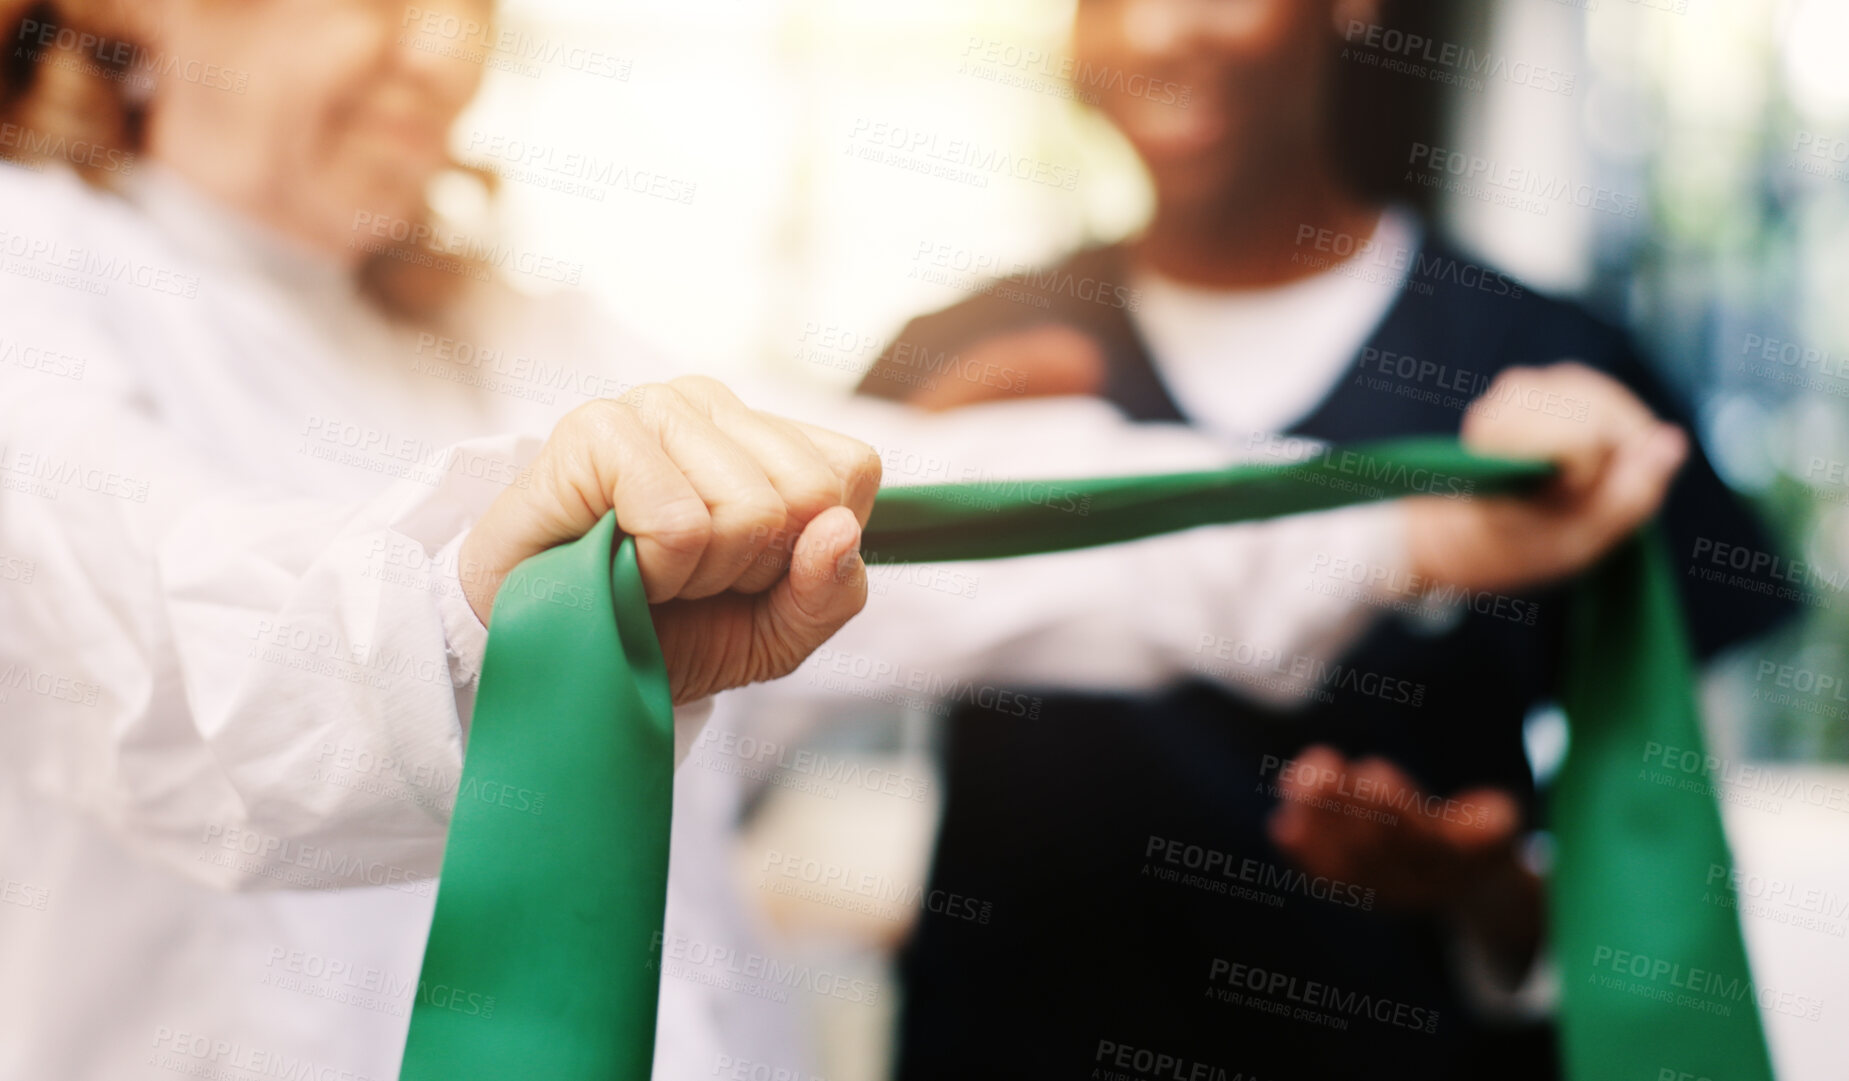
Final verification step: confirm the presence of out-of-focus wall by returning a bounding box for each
[451,0,1143,388]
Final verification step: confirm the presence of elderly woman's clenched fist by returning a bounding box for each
[461,376,882,704]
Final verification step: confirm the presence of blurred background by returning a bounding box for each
[445,0,1848,1075]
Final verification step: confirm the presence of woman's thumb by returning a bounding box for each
[757,506,868,675]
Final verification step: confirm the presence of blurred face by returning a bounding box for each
[1072,0,1364,210]
[138,0,490,261]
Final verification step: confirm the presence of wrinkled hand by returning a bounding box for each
[461,376,882,704]
[1405,361,1687,594]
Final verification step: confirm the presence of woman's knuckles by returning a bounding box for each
[639,497,715,555]
[666,373,737,411]
[619,382,690,427]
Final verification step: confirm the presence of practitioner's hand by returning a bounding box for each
[460,376,882,704]
[1267,745,1523,912]
[1405,362,1688,593]
[878,324,1106,410]
[1268,745,1544,982]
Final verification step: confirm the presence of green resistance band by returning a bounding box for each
[400,437,1774,1081]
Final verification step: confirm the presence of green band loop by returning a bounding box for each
[402,439,1772,1081]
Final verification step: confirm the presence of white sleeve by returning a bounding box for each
[734,390,1408,705]
[434,529,716,759]
[1452,930,1557,1022]
[0,345,534,892]
[820,503,1405,706]
[1449,837,1558,1021]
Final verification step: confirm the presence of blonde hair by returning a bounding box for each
[0,0,489,322]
